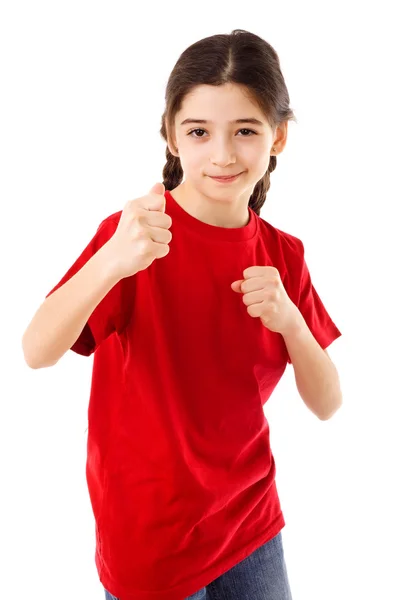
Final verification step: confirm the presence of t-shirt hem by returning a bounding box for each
[98,512,286,600]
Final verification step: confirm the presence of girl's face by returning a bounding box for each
[169,83,286,204]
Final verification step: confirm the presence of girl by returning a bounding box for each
[23,29,342,600]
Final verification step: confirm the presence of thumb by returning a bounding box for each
[150,182,165,195]
[148,182,166,212]
[231,279,244,293]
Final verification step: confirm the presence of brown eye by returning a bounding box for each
[239,129,257,136]
[187,129,207,137]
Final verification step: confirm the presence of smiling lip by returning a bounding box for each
[209,172,243,181]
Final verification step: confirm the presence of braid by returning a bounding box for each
[162,147,183,192]
[248,155,277,216]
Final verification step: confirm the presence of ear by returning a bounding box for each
[272,121,289,155]
[167,140,179,157]
[166,122,179,157]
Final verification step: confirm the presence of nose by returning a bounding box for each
[209,136,237,168]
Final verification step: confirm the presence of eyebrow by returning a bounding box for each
[180,118,264,126]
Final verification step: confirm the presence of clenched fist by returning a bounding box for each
[103,182,172,280]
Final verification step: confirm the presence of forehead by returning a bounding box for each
[176,83,265,124]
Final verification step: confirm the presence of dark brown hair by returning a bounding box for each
[160,29,297,216]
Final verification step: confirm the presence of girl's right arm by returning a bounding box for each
[22,183,172,369]
[22,245,121,369]
[22,182,171,369]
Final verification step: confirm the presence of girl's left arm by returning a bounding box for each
[282,311,343,420]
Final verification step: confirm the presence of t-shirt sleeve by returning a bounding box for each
[286,238,342,364]
[45,216,135,357]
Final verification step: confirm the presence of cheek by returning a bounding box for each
[247,146,272,175]
[245,142,269,162]
[183,150,208,173]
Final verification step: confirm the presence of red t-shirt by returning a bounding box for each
[46,189,342,600]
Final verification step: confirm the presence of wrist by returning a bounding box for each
[281,307,306,340]
[96,243,124,285]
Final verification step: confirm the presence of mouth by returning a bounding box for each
[208,172,243,183]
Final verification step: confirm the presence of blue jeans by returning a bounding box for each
[104,531,292,599]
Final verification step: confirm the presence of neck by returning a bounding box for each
[169,181,251,228]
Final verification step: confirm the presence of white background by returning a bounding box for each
[2,1,399,599]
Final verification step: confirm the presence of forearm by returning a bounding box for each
[22,244,121,369]
[282,311,342,420]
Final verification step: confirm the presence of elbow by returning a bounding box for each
[318,396,343,421]
[22,335,58,370]
[23,352,59,369]
[24,355,58,370]
[22,349,43,370]
[22,336,38,369]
